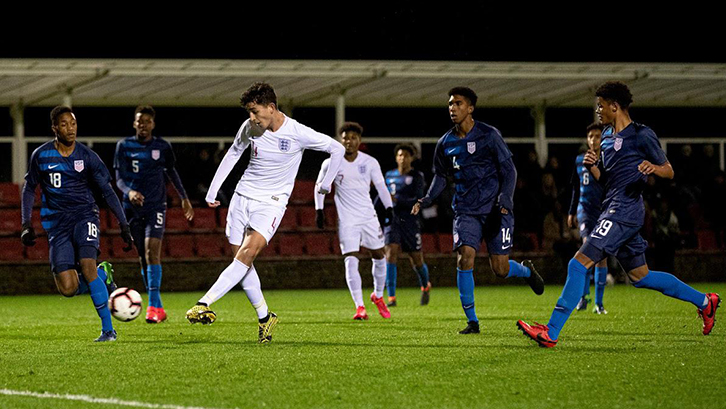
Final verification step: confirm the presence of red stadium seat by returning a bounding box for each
[438,233,453,254]
[31,210,45,234]
[0,209,21,234]
[0,238,25,261]
[324,206,337,228]
[98,237,112,261]
[305,233,333,256]
[99,209,110,231]
[479,241,488,255]
[110,236,138,259]
[166,208,191,231]
[421,233,438,254]
[278,208,297,231]
[260,237,278,257]
[166,184,182,207]
[697,230,718,251]
[332,235,340,254]
[192,208,217,230]
[0,183,21,207]
[25,237,49,260]
[278,233,304,256]
[218,208,229,230]
[166,235,195,258]
[290,180,316,204]
[195,235,223,257]
[522,232,540,251]
[297,206,318,229]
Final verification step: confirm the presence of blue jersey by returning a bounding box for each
[598,123,667,225]
[569,153,604,222]
[385,169,425,216]
[432,121,513,215]
[24,141,111,232]
[114,136,179,211]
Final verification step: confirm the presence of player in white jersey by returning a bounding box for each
[186,82,344,343]
[314,122,394,320]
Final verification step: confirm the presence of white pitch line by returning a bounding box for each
[0,389,237,409]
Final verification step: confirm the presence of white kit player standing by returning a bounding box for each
[186,82,344,343]
[314,122,394,320]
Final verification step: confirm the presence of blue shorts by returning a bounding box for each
[577,214,598,239]
[580,218,648,272]
[384,216,422,253]
[47,215,101,274]
[452,211,514,255]
[127,207,166,241]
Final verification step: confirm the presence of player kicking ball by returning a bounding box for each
[186,82,344,343]
[412,87,545,335]
[20,106,134,342]
[314,122,394,320]
[115,105,194,323]
[518,81,720,348]
[567,123,609,314]
[384,143,431,307]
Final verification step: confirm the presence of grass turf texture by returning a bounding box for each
[1,284,724,409]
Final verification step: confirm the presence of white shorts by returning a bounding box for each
[226,193,286,245]
[338,219,385,254]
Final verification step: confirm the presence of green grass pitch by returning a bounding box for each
[0,284,724,409]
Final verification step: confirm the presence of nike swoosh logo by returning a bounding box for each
[502,245,512,249]
[48,164,59,169]
[590,236,603,240]
[154,225,163,228]
[86,237,95,241]
[130,153,140,157]
[446,148,456,154]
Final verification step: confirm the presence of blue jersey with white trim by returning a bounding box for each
[24,141,110,231]
[599,123,667,225]
[114,136,176,211]
[432,121,513,215]
[574,153,604,221]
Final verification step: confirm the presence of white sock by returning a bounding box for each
[703,295,709,309]
[241,264,268,319]
[344,256,364,307]
[199,259,250,306]
[372,257,387,299]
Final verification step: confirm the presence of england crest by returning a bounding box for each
[467,142,476,154]
[151,149,160,160]
[358,165,367,174]
[74,160,84,172]
[614,138,622,151]
[279,139,291,152]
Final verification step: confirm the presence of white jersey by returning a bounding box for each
[315,151,393,226]
[206,115,344,207]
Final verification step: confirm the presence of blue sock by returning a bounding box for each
[88,277,113,332]
[506,260,531,278]
[76,272,89,295]
[147,264,163,308]
[582,268,592,297]
[633,270,707,308]
[386,263,397,297]
[547,258,588,340]
[415,264,430,288]
[594,267,607,306]
[457,268,477,322]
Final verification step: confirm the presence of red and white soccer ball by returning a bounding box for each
[109,287,143,322]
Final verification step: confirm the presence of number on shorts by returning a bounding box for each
[583,172,589,185]
[87,222,98,238]
[501,227,511,244]
[596,220,613,236]
[156,212,164,225]
[50,172,61,188]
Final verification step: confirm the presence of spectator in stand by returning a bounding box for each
[648,198,680,272]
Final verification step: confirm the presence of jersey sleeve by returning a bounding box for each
[491,128,514,163]
[296,122,334,152]
[431,138,449,177]
[568,157,581,216]
[205,122,250,203]
[370,159,393,209]
[21,149,41,225]
[638,128,668,165]
[113,140,132,195]
[88,150,112,187]
[314,159,330,210]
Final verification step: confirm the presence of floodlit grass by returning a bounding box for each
[0,284,724,409]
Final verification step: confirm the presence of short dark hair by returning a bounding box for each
[394,143,416,158]
[50,106,74,125]
[595,81,633,109]
[448,86,478,107]
[135,105,156,119]
[339,121,364,136]
[586,122,604,133]
[240,82,278,107]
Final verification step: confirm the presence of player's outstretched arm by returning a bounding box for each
[313,159,330,229]
[205,127,248,206]
[20,181,37,247]
[317,141,344,194]
[371,162,394,225]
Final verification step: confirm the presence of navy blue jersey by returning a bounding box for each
[598,123,667,225]
[569,153,604,222]
[24,141,110,231]
[385,169,425,216]
[114,136,179,211]
[432,121,513,215]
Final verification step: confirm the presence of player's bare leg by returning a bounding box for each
[54,269,80,297]
[145,237,166,323]
[368,247,390,318]
[385,244,400,306]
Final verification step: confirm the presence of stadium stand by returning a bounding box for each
[166,235,195,258]
[0,183,20,208]
[305,232,333,256]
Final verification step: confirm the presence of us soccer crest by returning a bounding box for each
[279,139,291,152]
[74,160,84,172]
[614,138,622,151]
[467,142,476,154]
[404,176,413,185]
[358,165,366,174]
[151,149,160,160]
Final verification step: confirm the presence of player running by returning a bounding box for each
[20,106,134,342]
[518,81,720,348]
[383,143,431,307]
[412,87,545,335]
[186,82,344,343]
[314,122,394,320]
[114,105,194,324]
[567,122,609,314]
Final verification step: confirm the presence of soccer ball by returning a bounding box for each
[109,287,143,322]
